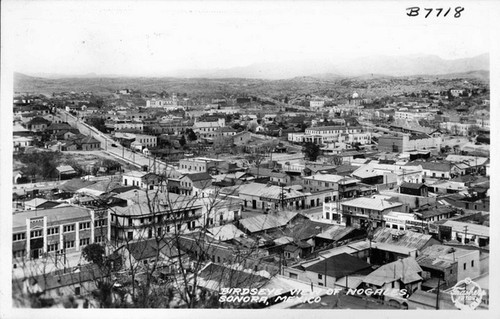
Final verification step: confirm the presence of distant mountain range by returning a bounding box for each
[168,53,489,79]
[21,53,489,80]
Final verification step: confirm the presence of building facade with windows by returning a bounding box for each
[340,195,405,229]
[12,205,110,262]
[110,195,204,242]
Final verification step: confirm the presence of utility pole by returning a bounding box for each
[463,225,468,244]
[280,183,285,211]
[367,210,373,264]
[324,257,327,287]
[435,276,441,310]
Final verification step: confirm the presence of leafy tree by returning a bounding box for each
[86,118,107,133]
[16,151,61,180]
[303,142,320,161]
[231,123,245,132]
[179,135,187,146]
[186,129,197,141]
[247,122,258,132]
[82,243,106,266]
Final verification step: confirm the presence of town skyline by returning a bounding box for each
[2,0,496,314]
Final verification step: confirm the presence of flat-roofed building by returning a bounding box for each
[340,195,405,229]
[12,205,110,261]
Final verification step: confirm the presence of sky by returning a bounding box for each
[2,1,496,76]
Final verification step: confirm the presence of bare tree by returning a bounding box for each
[12,170,280,309]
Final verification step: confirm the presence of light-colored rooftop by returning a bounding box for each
[440,220,489,237]
[13,205,92,229]
[364,257,423,286]
[237,183,306,200]
[341,195,402,211]
[302,174,345,183]
[122,170,148,178]
[207,224,245,241]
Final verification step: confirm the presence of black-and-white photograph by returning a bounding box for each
[1,0,498,317]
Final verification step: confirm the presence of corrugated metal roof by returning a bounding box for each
[372,228,432,250]
[239,212,298,233]
[315,225,356,241]
[207,224,245,241]
[363,257,422,286]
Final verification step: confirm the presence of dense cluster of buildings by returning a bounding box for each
[11,82,490,309]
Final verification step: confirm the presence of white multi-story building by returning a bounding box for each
[178,157,224,173]
[338,132,372,145]
[133,134,157,148]
[439,122,476,136]
[395,111,431,120]
[310,100,325,109]
[289,126,366,145]
[305,126,362,136]
[193,118,226,139]
[12,206,110,261]
[106,120,144,131]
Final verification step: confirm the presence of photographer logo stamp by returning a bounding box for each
[450,278,485,310]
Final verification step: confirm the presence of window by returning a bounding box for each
[127,232,133,240]
[79,222,90,230]
[13,250,26,258]
[30,229,43,238]
[95,236,105,243]
[450,269,453,274]
[325,212,330,219]
[80,238,90,246]
[64,241,75,249]
[289,273,298,279]
[63,224,75,233]
[13,233,26,241]
[75,286,81,296]
[47,243,59,252]
[318,274,323,279]
[471,260,474,267]
[47,227,59,235]
[95,219,107,227]
[464,263,467,270]
[148,228,153,239]
[318,283,324,286]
